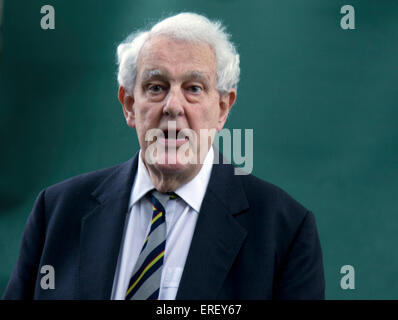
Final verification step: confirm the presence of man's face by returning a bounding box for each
[120,35,235,179]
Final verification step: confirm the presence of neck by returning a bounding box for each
[144,163,203,193]
[140,146,212,193]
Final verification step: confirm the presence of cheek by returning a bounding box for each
[187,98,220,129]
[197,106,220,129]
[134,104,162,142]
[137,103,162,126]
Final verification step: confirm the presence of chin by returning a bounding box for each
[155,163,191,175]
[143,141,200,175]
[154,151,195,174]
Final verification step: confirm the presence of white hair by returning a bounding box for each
[116,12,240,95]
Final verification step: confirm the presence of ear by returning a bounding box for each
[118,86,135,128]
[216,89,236,131]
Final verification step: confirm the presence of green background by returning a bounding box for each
[1,0,397,299]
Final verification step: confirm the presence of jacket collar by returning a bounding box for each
[77,154,138,299]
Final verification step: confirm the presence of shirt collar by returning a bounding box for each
[130,150,156,207]
[130,147,214,213]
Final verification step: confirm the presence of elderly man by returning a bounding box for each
[4,13,324,300]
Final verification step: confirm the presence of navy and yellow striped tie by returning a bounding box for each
[125,192,177,300]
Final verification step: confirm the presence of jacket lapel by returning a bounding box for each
[77,154,139,299]
[176,159,249,299]
[77,151,249,299]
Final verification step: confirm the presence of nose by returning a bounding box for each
[163,86,184,117]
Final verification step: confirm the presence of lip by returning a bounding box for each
[156,127,190,147]
[158,136,189,147]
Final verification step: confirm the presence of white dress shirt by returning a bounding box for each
[111,147,214,300]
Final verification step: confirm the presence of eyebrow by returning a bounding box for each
[141,69,211,85]
[182,71,210,84]
[141,69,170,82]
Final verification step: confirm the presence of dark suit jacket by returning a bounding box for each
[3,152,325,299]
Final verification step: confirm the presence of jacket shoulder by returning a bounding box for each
[239,172,311,223]
[45,162,125,196]
[40,159,135,217]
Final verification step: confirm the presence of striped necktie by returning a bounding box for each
[125,192,177,300]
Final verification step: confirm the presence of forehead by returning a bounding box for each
[137,36,217,81]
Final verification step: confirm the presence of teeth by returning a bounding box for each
[162,130,181,139]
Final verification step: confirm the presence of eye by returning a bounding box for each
[148,84,165,93]
[186,85,202,94]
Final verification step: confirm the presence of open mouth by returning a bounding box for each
[158,128,189,147]
[162,129,189,140]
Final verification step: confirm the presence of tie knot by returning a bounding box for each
[166,192,178,200]
[150,191,178,211]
